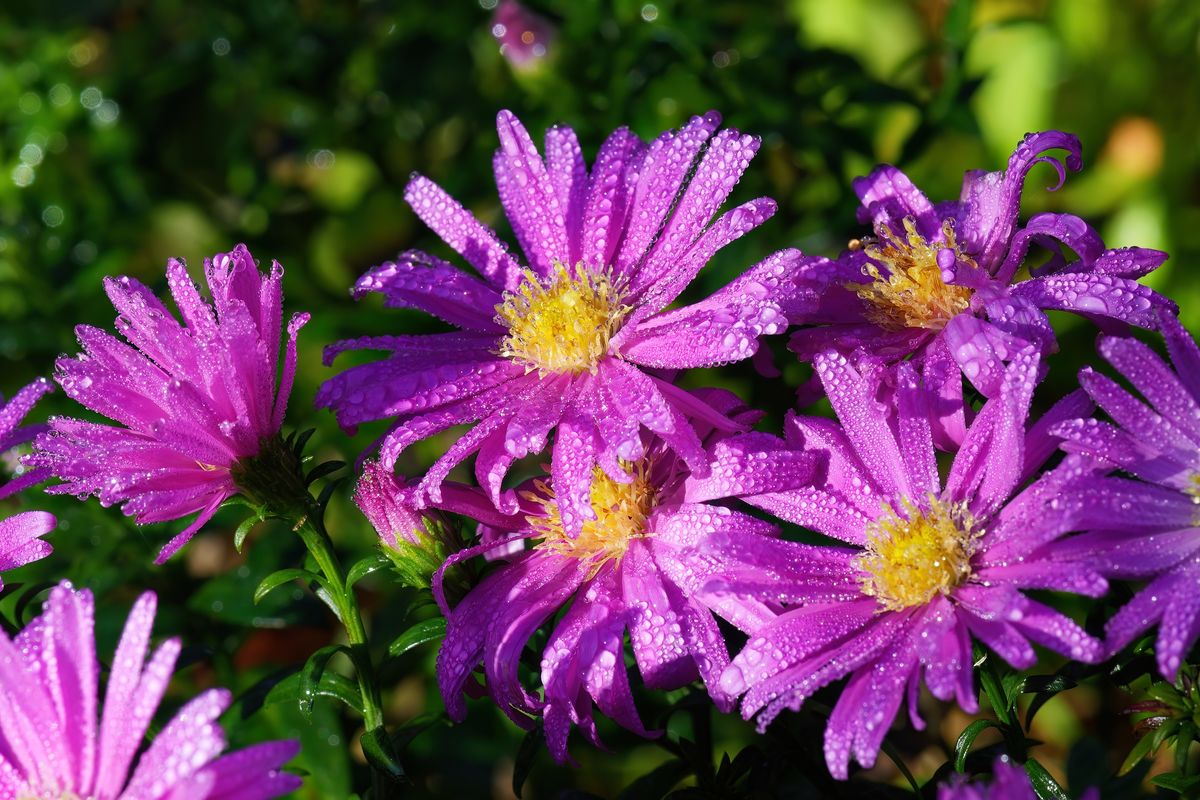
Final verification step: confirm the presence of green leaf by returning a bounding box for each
[264,670,362,715]
[512,722,543,798]
[1118,730,1160,776]
[233,513,263,553]
[346,553,391,589]
[388,617,447,659]
[254,568,326,604]
[979,657,1013,726]
[954,719,999,772]
[1024,758,1071,800]
[1152,773,1200,793]
[360,726,407,785]
[1175,721,1196,773]
[291,428,316,457]
[391,713,446,751]
[1023,674,1078,730]
[317,477,344,511]
[300,645,348,718]
[305,459,346,486]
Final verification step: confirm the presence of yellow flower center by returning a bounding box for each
[1188,473,1200,502]
[530,462,657,568]
[496,264,629,375]
[853,218,974,332]
[856,495,981,612]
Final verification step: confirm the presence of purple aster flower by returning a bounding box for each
[318,110,805,536]
[0,378,53,498]
[938,759,1035,800]
[355,459,469,589]
[29,245,309,563]
[1050,312,1200,679]
[705,349,1107,779]
[939,759,1098,800]
[0,510,55,590]
[0,580,300,798]
[491,0,555,68]
[790,132,1171,439]
[427,390,817,762]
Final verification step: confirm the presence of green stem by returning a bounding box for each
[295,501,385,733]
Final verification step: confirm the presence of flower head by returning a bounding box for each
[791,131,1172,439]
[318,110,807,536]
[30,245,308,563]
[0,378,53,499]
[706,349,1108,779]
[937,759,1035,800]
[491,0,555,69]
[429,390,818,762]
[1051,313,1200,679]
[355,460,464,589]
[0,581,300,799]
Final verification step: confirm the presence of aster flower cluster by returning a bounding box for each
[8,105,1196,795]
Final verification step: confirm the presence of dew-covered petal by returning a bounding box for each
[404,174,523,291]
[349,252,506,332]
[958,130,1082,272]
[851,165,940,241]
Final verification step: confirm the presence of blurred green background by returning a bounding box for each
[1,0,1198,796]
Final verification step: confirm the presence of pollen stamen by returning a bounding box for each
[852,218,974,332]
[856,495,981,612]
[529,462,657,570]
[497,264,629,375]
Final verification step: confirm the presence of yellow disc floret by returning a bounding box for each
[856,495,981,612]
[497,264,629,375]
[530,462,657,569]
[853,218,974,332]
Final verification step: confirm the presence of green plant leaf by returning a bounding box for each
[254,568,327,604]
[1024,758,1071,800]
[387,617,446,659]
[954,719,999,772]
[300,644,349,718]
[264,670,361,715]
[347,553,391,589]
[360,726,407,786]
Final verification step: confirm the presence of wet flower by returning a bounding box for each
[318,110,806,535]
[938,758,1035,800]
[791,131,1172,440]
[1051,313,1200,679]
[491,0,555,69]
[0,580,300,799]
[706,349,1107,779]
[0,378,53,498]
[29,245,309,563]
[0,510,55,590]
[432,390,817,762]
[355,459,466,589]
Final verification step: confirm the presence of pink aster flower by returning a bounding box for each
[0,580,300,799]
[0,378,53,498]
[0,511,55,590]
[705,349,1107,779]
[1050,312,1200,679]
[491,0,555,69]
[790,131,1171,440]
[29,245,309,563]
[318,110,806,536]
[426,390,816,762]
